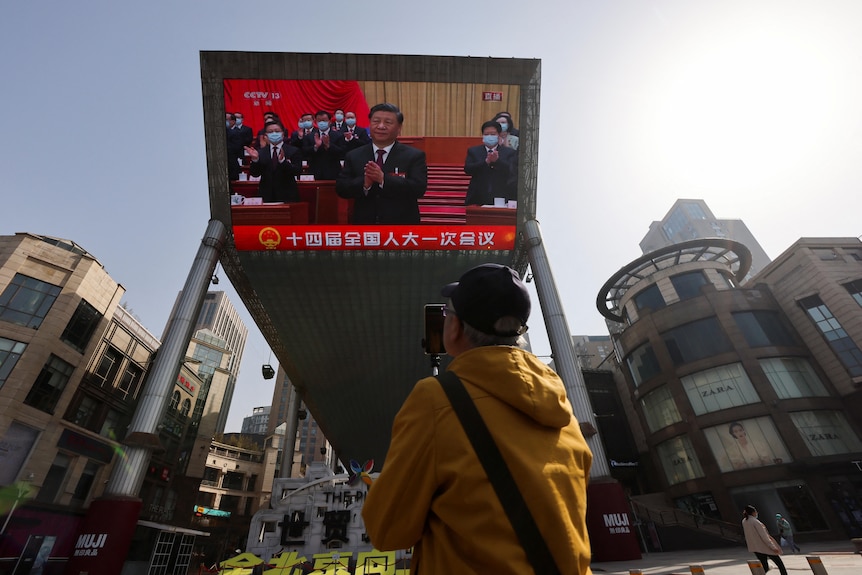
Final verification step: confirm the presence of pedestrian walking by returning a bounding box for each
[775,513,801,553]
[742,505,787,575]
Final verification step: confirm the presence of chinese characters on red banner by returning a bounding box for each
[233,225,516,251]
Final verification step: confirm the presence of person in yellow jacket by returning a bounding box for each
[362,263,593,574]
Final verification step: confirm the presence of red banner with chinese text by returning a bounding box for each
[233,225,516,251]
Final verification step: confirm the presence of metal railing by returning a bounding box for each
[630,499,744,542]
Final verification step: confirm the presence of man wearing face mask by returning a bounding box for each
[289,113,315,149]
[228,112,254,177]
[233,113,254,147]
[245,121,303,203]
[226,113,242,181]
[463,120,519,206]
[340,111,370,151]
[255,111,281,149]
[303,110,346,180]
[332,109,346,131]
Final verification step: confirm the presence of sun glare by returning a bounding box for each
[646,25,840,190]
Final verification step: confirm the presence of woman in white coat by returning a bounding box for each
[742,505,787,575]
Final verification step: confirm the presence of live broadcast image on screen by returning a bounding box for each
[201,52,540,464]
[203,52,539,253]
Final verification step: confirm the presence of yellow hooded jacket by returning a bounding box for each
[362,345,593,574]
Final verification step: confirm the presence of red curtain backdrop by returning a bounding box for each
[224,79,371,135]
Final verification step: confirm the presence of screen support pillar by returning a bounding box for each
[523,219,610,478]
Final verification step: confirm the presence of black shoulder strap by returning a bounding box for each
[436,370,561,575]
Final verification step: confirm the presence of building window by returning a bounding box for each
[845,248,862,262]
[68,395,99,428]
[844,279,862,307]
[71,460,101,506]
[789,411,862,456]
[223,471,244,490]
[656,435,704,486]
[625,342,661,387]
[35,452,72,503]
[24,355,75,414]
[247,474,258,491]
[662,203,706,240]
[733,311,797,347]
[202,467,219,485]
[100,409,123,440]
[92,345,123,387]
[150,532,176,573]
[61,299,103,353]
[663,317,733,366]
[760,357,828,399]
[640,386,681,432]
[0,422,40,484]
[180,398,191,417]
[0,337,27,389]
[220,495,240,513]
[170,390,180,411]
[812,248,838,261]
[0,274,62,329]
[681,363,760,415]
[670,271,708,301]
[117,363,143,398]
[703,417,792,472]
[799,295,862,377]
[633,284,665,314]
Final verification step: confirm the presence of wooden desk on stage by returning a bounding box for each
[465,206,517,226]
[230,180,351,224]
[231,202,309,225]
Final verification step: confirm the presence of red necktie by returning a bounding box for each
[376,149,386,169]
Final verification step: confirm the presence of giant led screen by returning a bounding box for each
[203,53,540,253]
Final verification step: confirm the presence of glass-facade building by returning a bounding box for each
[598,238,862,540]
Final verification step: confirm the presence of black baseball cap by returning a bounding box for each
[441,264,530,336]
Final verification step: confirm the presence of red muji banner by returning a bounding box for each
[586,481,642,562]
[64,496,142,575]
[232,225,517,251]
[224,79,372,134]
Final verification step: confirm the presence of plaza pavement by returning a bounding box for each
[591,540,861,575]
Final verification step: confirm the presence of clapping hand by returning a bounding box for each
[364,160,384,187]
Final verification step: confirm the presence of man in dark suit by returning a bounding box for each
[289,112,314,149]
[255,111,281,149]
[464,120,518,206]
[303,110,346,180]
[233,113,254,147]
[340,110,370,152]
[332,109,346,132]
[246,121,303,203]
[226,112,254,181]
[337,103,427,224]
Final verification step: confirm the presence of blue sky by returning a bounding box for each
[3,1,862,431]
